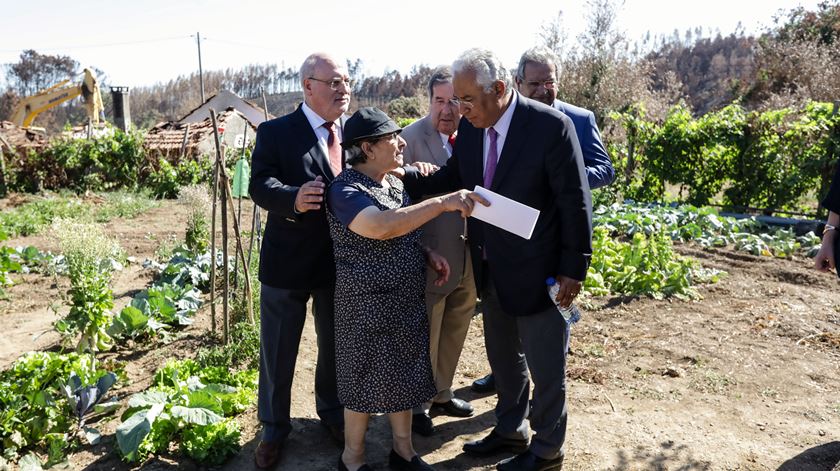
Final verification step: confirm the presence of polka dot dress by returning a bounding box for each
[327,169,436,414]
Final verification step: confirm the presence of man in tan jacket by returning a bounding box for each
[401,65,476,436]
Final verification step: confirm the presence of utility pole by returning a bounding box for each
[195,32,205,104]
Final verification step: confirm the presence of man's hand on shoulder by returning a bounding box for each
[411,161,439,176]
[294,175,325,213]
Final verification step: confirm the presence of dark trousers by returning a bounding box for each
[481,277,568,460]
[257,283,343,442]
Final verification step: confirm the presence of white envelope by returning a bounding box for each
[470,186,540,240]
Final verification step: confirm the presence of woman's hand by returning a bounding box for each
[425,249,450,286]
[439,190,490,218]
[815,231,836,272]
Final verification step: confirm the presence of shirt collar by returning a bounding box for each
[488,91,517,138]
[301,102,339,132]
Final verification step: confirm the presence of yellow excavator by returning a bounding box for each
[9,68,104,128]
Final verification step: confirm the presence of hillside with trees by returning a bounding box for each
[1,1,838,132]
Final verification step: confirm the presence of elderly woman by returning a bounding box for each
[326,107,483,471]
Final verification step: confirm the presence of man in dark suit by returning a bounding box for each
[472,46,614,394]
[401,66,477,436]
[249,52,349,469]
[403,48,592,471]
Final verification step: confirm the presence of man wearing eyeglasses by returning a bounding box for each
[400,66,477,437]
[470,46,614,395]
[402,48,592,471]
[249,52,351,469]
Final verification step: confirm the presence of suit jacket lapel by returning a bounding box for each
[422,117,450,166]
[491,96,528,190]
[293,105,334,181]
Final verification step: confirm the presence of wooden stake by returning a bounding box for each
[232,128,249,291]
[0,135,9,198]
[179,123,191,160]
[210,110,230,343]
[208,115,221,335]
[221,175,255,324]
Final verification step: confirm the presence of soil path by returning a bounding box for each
[1,201,838,470]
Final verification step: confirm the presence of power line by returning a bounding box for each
[0,36,190,53]
[202,37,295,55]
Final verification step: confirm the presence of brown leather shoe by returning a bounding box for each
[254,439,283,469]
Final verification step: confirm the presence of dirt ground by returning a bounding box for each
[1,199,838,471]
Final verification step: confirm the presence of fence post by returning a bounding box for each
[0,136,8,198]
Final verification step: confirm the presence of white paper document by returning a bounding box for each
[470,186,540,240]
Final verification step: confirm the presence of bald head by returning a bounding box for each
[301,52,351,121]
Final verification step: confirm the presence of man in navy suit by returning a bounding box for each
[403,48,592,471]
[472,46,614,395]
[249,52,348,469]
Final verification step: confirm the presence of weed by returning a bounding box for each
[689,368,737,394]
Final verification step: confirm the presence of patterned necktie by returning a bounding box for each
[323,121,343,177]
[484,127,498,188]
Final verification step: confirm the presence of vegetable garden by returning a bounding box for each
[0,108,838,469]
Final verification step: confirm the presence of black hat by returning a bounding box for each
[341,107,402,148]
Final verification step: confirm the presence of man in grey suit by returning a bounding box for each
[471,46,615,395]
[401,66,476,436]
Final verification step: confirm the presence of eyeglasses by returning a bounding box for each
[522,79,556,89]
[456,98,473,110]
[371,132,400,144]
[434,97,461,107]
[308,76,353,90]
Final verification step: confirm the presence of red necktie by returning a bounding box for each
[323,121,343,177]
[447,133,456,147]
[484,127,498,188]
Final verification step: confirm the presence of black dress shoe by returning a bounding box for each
[254,439,284,469]
[338,453,373,471]
[471,373,496,393]
[322,421,345,445]
[411,412,434,436]
[432,398,474,417]
[497,450,563,471]
[388,449,435,470]
[462,430,528,456]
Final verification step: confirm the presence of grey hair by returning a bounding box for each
[516,47,559,82]
[345,144,368,166]
[452,48,511,94]
[427,66,453,100]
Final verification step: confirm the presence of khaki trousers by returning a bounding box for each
[419,253,477,411]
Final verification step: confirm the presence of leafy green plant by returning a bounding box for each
[0,352,122,464]
[94,191,159,222]
[60,372,119,445]
[178,184,211,254]
[584,227,721,299]
[180,419,241,465]
[593,202,820,259]
[52,219,121,354]
[115,359,254,464]
[196,322,260,371]
[6,127,145,194]
[0,192,157,238]
[152,247,215,290]
[607,100,840,213]
[145,157,213,199]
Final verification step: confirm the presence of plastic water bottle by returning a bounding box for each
[546,277,581,324]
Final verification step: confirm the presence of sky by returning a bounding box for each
[0,0,823,89]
